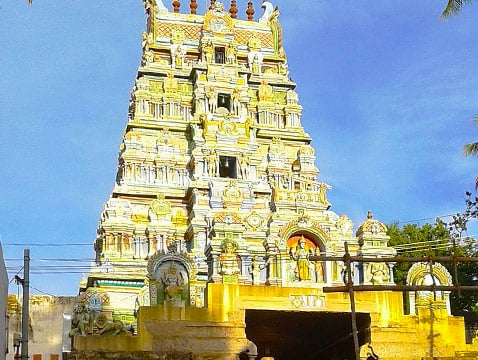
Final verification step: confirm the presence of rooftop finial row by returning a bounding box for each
[150,0,264,21]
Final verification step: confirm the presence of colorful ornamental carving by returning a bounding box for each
[150,193,171,216]
[245,211,263,231]
[222,180,243,208]
[203,3,233,33]
[356,210,387,236]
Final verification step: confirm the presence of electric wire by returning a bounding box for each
[29,285,55,297]
[2,243,91,246]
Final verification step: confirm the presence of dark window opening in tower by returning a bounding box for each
[217,93,231,111]
[215,47,226,64]
[219,156,237,178]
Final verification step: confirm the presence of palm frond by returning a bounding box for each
[464,117,478,156]
[441,0,473,20]
[464,142,478,156]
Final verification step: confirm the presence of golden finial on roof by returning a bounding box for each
[172,0,180,12]
[209,0,216,10]
[246,1,255,21]
[190,0,197,14]
[367,210,373,219]
[229,0,238,18]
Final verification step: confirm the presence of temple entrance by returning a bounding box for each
[245,309,371,360]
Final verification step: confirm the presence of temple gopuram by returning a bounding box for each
[68,1,478,359]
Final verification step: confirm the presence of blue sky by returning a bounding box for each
[0,1,477,295]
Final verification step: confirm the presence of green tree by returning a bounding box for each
[387,221,450,285]
[441,0,473,19]
[388,192,478,317]
[442,192,478,315]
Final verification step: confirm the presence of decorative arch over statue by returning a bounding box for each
[285,233,325,285]
[406,262,452,315]
[278,214,331,251]
[146,252,197,306]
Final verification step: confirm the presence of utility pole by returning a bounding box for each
[15,249,30,360]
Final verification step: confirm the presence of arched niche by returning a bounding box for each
[146,252,197,306]
[285,232,326,285]
[278,218,330,251]
[406,262,452,315]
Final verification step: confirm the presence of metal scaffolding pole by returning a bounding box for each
[344,242,360,360]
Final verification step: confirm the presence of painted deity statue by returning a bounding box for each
[258,80,274,102]
[218,240,240,276]
[161,262,184,300]
[289,236,312,281]
[248,256,267,285]
[367,262,389,285]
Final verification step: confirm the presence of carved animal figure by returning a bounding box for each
[155,0,168,12]
[259,1,274,23]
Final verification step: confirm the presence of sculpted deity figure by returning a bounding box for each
[318,183,331,207]
[142,31,153,50]
[171,44,185,68]
[279,57,289,76]
[258,80,274,102]
[238,153,250,179]
[163,72,178,93]
[314,248,324,283]
[248,256,267,285]
[289,236,312,281]
[226,43,237,64]
[202,40,214,64]
[232,88,241,115]
[143,49,155,65]
[206,150,218,176]
[218,240,240,276]
[314,260,324,283]
[70,303,91,336]
[205,86,216,113]
[367,262,389,285]
[161,262,184,300]
[191,124,204,141]
[251,54,261,74]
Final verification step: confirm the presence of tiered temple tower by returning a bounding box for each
[85,0,397,323]
[70,2,471,359]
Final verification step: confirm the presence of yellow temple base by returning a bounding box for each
[69,283,478,360]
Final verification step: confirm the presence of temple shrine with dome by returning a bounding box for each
[67,1,478,359]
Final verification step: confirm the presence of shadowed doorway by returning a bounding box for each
[245,309,371,360]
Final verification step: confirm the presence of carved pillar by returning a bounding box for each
[387,262,395,284]
[242,256,252,281]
